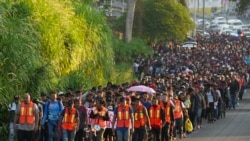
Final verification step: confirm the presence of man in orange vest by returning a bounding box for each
[112,97,134,141]
[131,96,151,141]
[14,93,40,141]
[148,98,164,141]
[173,94,186,140]
[89,99,110,141]
[161,93,175,141]
[59,100,80,141]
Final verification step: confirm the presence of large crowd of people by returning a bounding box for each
[8,33,250,141]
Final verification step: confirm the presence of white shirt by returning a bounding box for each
[8,102,18,111]
[206,91,214,103]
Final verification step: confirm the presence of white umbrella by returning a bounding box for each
[126,85,156,93]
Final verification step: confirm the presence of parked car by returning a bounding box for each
[217,21,229,30]
[208,24,220,32]
[227,19,243,30]
[219,29,233,35]
[243,31,250,38]
[182,41,197,48]
[196,30,210,37]
[212,17,227,24]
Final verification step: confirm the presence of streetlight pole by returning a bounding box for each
[202,0,205,35]
[110,0,113,16]
[193,0,197,37]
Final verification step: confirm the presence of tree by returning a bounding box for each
[136,0,194,42]
[125,0,137,43]
[236,0,250,15]
[178,0,187,7]
[0,0,115,100]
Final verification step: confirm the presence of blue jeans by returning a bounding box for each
[116,128,130,141]
[62,129,76,141]
[197,108,202,125]
[47,120,59,141]
[230,94,236,109]
[9,122,15,141]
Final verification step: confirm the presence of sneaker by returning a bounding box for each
[183,133,187,138]
[197,125,201,129]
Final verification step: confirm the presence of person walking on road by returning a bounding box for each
[112,97,134,141]
[41,92,64,141]
[8,95,20,141]
[229,74,240,110]
[59,100,79,141]
[14,93,40,141]
[89,99,110,141]
[148,98,164,141]
[131,97,151,141]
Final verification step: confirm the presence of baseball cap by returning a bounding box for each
[178,91,184,95]
[14,95,20,100]
[58,91,64,96]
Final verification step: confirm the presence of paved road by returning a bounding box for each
[183,90,250,141]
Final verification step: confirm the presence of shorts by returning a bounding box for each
[103,128,114,138]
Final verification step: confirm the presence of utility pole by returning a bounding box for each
[202,0,205,35]
[193,0,197,37]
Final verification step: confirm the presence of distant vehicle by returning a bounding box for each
[185,36,196,42]
[243,32,250,38]
[212,17,227,24]
[229,32,239,37]
[241,25,250,33]
[196,19,210,28]
[182,41,197,48]
[219,29,233,35]
[217,21,229,30]
[208,24,220,32]
[196,30,210,37]
[227,19,243,30]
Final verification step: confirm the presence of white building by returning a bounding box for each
[186,0,222,9]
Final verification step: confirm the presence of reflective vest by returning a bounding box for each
[93,106,107,128]
[62,107,77,130]
[134,104,146,128]
[174,100,183,119]
[164,102,172,123]
[160,101,164,109]
[116,104,130,128]
[149,105,161,127]
[19,102,35,125]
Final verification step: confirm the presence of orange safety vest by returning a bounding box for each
[62,107,77,130]
[160,101,164,109]
[164,102,172,123]
[19,102,35,125]
[116,104,130,128]
[174,100,183,119]
[134,104,146,128]
[149,105,161,127]
[93,106,107,128]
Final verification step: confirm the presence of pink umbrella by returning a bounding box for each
[126,85,156,93]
